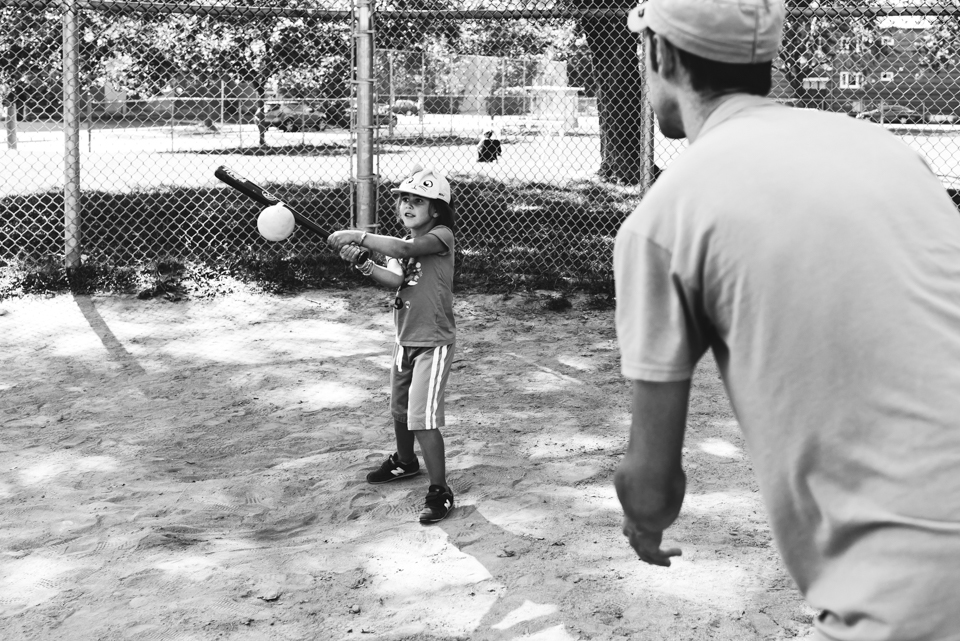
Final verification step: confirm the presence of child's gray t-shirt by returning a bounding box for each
[393,225,455,347]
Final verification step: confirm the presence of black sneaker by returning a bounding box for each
[366,453,420,484]
[419,484,454,524]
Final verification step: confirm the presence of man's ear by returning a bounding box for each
[654,33,678,81]
[647,31,660,74]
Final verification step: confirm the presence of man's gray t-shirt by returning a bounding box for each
[615,95,960,641]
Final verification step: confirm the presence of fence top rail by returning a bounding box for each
[1,0,958,19]
[0,0,351,17]
[380,4,960,20]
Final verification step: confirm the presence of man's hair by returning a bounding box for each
[647,28,772,98]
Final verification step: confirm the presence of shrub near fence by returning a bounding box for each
[0,2,958,299]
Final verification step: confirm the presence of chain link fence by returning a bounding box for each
[0,5,958,636]
[1,1,959,297]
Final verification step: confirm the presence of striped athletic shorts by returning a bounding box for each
[390,342,455,431]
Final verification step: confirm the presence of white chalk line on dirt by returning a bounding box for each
[491,600,560,630]
[504,351,586,387]
[357,525,503,637]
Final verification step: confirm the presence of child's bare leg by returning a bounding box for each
[394,419,417,464]
[414,429,447,488]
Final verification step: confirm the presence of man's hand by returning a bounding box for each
[622,517,682,567]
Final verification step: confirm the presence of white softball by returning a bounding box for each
[257,203,296,242]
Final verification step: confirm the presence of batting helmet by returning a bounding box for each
[390,167,451,204]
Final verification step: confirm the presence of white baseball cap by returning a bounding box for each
[627,0,785,64]
[390,166,451,204]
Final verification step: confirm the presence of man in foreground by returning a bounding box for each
[613,1,960,639]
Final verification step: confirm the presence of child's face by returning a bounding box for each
[396,193,436,235]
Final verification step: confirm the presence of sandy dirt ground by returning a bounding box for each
[0,287,816,640]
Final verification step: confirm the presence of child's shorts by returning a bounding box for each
[390,342,455,431]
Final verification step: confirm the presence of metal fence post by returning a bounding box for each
[85,86,92,152]
[5,102,17,150]
[62,0,82,271]
[500,58,506,119]
[387,50,396,137]
[638,37,656,198]
[419,49,426,130]
[355,0,377,233]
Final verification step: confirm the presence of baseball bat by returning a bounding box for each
[214,165,369,263]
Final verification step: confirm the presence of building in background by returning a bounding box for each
[783,16,960,117]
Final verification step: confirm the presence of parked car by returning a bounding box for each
[323,103,398,129]
[777,98,858,116]
[927,113,958,125]
[377,108,399,127]
[855,104,925,125]
[262,101,327,132]
[777,99,819,113]
[391,99,419,115]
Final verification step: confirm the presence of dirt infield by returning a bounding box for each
[0,288,814,640]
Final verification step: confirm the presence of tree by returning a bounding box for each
[917,14,960,75]
[92,3,352,146]
[0,7,138,127]
[459,17,567,60]
[560,32,597,99]
[375,0,461,114]
[577,0,646,184]
[375,0,461,54]
[0,8,62,122]
[456,18,577,118]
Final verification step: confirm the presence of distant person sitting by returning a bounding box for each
[477,129,502,163]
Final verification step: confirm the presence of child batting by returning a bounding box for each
[327,166,457,524]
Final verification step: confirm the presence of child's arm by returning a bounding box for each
[328,230,446,260]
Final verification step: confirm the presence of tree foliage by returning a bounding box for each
[917,15,960,74]
[375,0,460,54]
[780,0,880,97]
[0,9,62,118]
[84,3,354,143]
[0,1,644,179]
[567,0,645,184]
[458,18,575,60]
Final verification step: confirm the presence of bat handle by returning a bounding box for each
[351,244,371,264]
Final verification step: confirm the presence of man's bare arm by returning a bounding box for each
[614,378,691,566]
